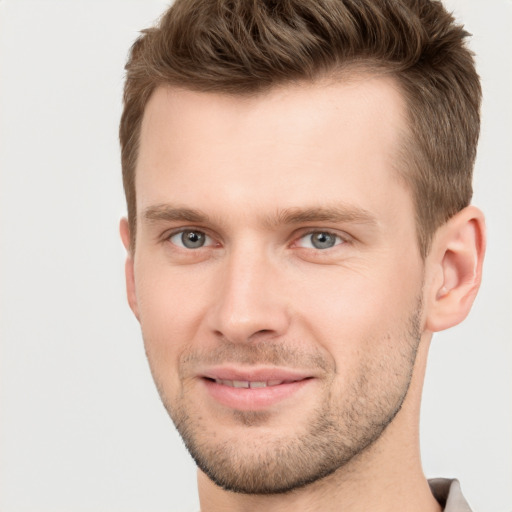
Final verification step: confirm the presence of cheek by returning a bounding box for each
[134,264,210,382]
[291,261,423,357]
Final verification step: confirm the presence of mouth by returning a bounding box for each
[207,378,304,389]
[199,368,315,411]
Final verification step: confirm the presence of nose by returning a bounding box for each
[206,243,291,344]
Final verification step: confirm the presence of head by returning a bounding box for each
[119,0,485,498]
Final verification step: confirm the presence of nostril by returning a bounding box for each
[212,328,279,344]
[247,329,279,342]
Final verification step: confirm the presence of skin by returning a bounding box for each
[121,75,485,512]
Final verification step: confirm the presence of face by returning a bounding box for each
[126,76,426,494]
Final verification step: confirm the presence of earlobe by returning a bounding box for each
[120,218,140,321]
[425,206,486,333]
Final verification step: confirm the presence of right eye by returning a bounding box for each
[296,231,344,250]
[168,229,213,249]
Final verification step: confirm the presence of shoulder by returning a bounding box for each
[429,478,473,512]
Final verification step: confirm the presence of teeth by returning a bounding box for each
[214,379,286,388]
[249,381,267,388]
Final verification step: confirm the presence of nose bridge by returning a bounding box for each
[208,237,289,343]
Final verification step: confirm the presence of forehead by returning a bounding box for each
[136,76,410,226]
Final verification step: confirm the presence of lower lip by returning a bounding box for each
[202,378,312,411]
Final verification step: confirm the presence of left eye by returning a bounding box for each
[297,231,344,250]
[169,230,212,249]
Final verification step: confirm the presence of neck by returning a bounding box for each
[198,338,440,512]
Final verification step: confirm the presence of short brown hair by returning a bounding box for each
[120,0,481,257]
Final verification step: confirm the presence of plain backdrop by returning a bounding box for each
[0,1,510,511]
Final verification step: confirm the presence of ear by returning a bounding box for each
[120,218,140,321]
[424,206,486,332]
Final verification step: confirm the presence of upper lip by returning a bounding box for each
[199,366,314,383]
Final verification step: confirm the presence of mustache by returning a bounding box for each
[179,341,333,373]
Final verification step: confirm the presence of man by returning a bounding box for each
[119,1,485,510]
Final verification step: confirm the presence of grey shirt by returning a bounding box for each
[429,479,473,512]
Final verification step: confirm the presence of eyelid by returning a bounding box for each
[160,226,350,249]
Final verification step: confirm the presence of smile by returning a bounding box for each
[200,371,314,410]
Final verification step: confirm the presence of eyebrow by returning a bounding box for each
[142,204,211,224]
[141,203,377,228]
[267,205,377,228]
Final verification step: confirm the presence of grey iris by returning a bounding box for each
[311,232,336,249]
[182,230,205,249]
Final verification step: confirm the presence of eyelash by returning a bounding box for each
[165,228,348,252]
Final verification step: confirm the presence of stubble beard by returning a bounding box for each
[148,302,422,495]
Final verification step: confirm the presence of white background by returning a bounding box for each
[0,1,510,511]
